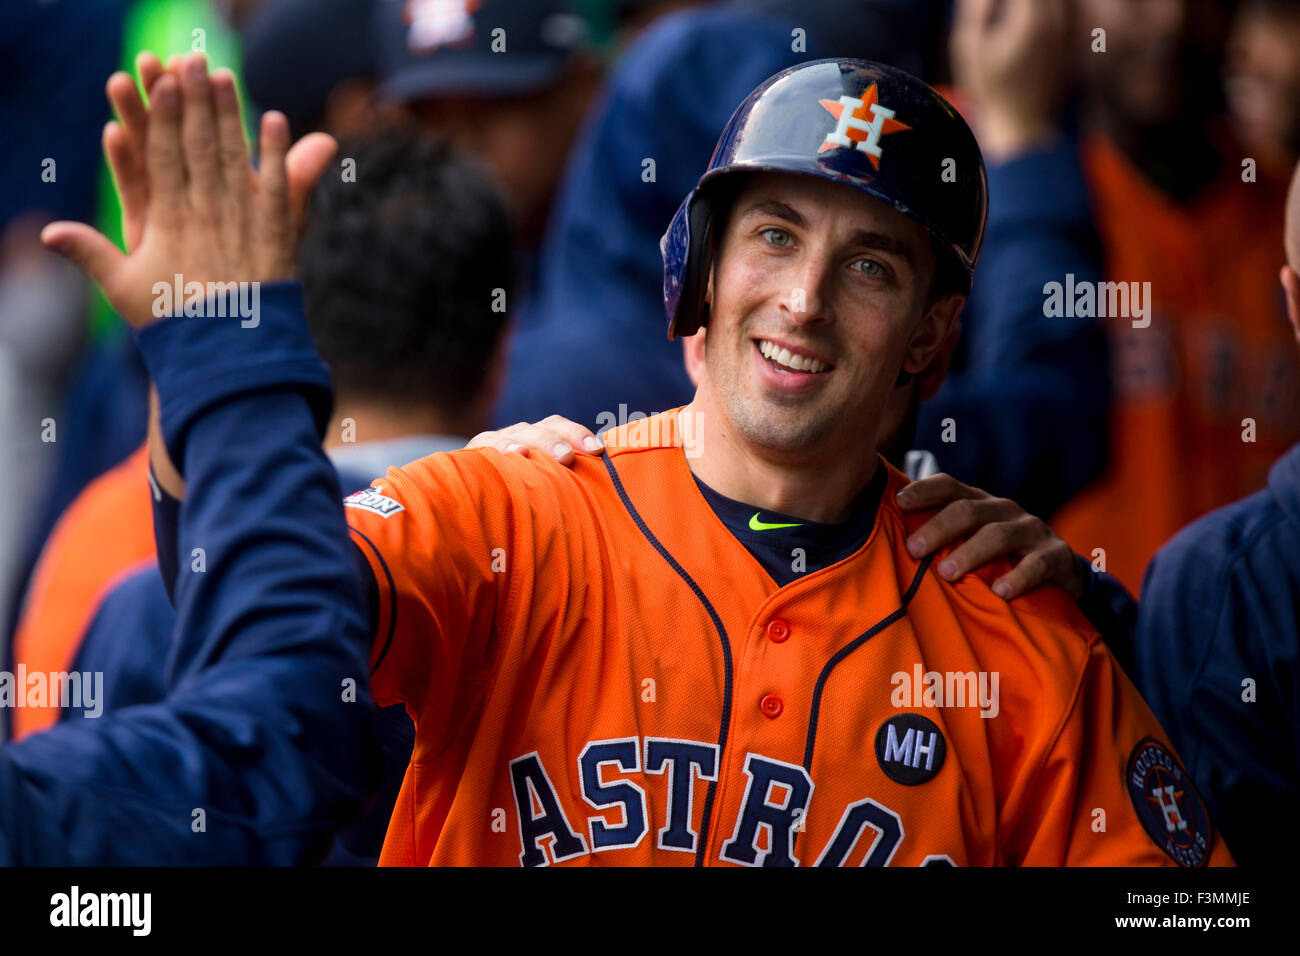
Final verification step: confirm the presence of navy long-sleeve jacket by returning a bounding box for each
[0,283,381,864]
[1132,442,1300,867]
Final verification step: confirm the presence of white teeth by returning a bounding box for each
[758,340,828,373]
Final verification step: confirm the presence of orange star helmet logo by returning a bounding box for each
[818,84,911,169]
[405,0,482,55]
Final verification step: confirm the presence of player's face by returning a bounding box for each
[703,172,953,458]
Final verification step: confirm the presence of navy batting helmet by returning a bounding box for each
[660,58,988,339]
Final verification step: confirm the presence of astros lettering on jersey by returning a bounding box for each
[344,409,1228,867]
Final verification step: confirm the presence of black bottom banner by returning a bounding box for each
[0,865,1270,943]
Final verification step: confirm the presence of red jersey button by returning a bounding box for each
[766,619,790,643]
[760,694,784,718]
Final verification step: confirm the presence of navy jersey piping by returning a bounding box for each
[602,450,734,867]
[802,556,933,771]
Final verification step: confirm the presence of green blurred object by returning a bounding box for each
[89,0,249,342]
[568,0,619,54]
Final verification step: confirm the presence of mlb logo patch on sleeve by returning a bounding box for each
[344,487,405,519]
[1126,738,1214,867]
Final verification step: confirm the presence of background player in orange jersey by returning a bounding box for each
[1052,0,1300,592]
[43,53,1231,867]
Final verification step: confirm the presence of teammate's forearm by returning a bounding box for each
[0,383,378,864]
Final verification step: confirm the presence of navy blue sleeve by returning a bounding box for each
[145,279,332,604]
[916,137,1109,518]
[1071,553,1139,674]
[1133,498,1300,867]
[0,283,382,864]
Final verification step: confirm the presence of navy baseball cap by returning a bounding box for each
[375,0,588,101]
[241,0,377,138]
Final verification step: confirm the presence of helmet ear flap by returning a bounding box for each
[667,194,715,339]
[666,172,755,339]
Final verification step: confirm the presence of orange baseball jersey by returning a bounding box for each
[345,409,1232,867]
[1052,134,1300,592]
[11,443,155,739]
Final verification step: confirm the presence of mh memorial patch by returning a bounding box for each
[875,713,946,786]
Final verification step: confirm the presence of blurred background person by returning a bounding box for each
[238,0,385,141]
[371,0,604,441]
[1225,0,1300,175]
[374,0,601,246]
[1051,0,1300,593]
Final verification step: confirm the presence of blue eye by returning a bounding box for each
[852,258,885,277]
[761,228,792,247]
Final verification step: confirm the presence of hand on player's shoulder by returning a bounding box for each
[467,415,605,466]
[895,473,1085,601]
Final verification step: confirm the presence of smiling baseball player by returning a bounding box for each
[49,55,1229,866]
[342,59,1227,867]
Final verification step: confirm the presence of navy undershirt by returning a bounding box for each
[691,465,889,587]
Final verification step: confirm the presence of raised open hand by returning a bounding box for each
[950,0,1070,160]
[42,53,337,329]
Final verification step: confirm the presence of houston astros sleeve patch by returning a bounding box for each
[1126,738,1214,867]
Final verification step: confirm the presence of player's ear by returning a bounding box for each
[683,326,707,386]
[903,293,965,376]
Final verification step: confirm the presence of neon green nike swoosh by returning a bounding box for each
[749,513,804,531]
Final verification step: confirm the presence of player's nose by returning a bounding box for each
[779,256,836,326]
